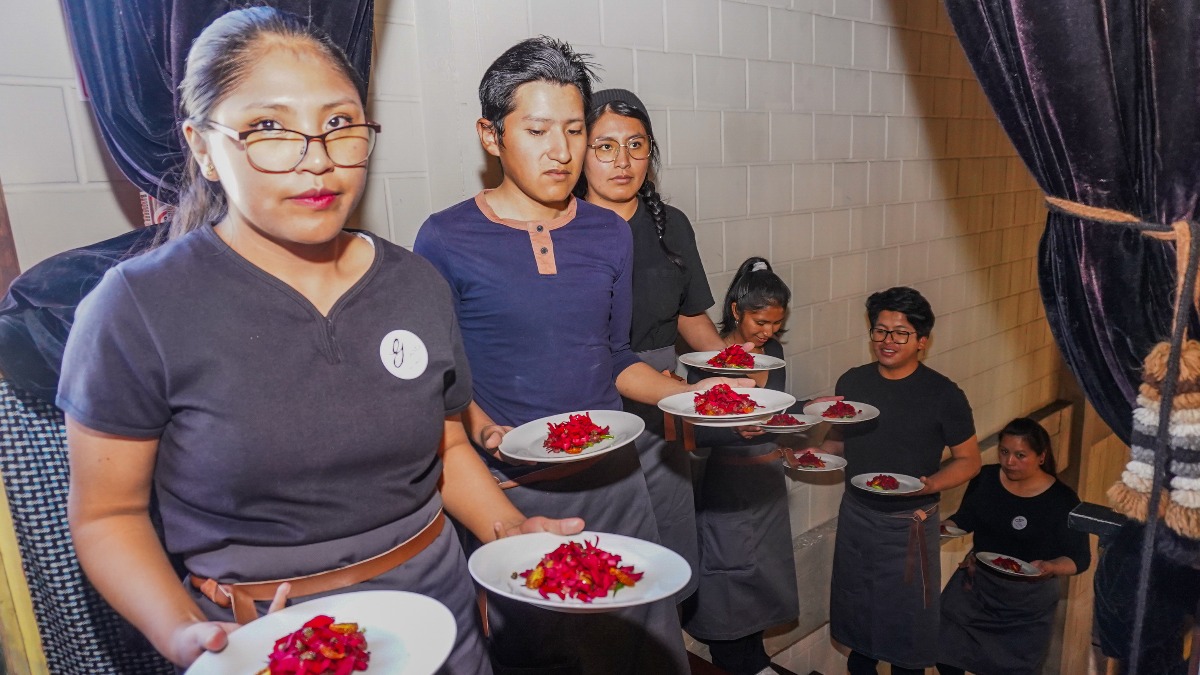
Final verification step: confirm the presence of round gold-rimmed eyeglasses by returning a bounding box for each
[587,135,653,163]
[205,120,381,173]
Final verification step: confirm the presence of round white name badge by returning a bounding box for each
[1011,515,1028,531]
[380,330,428,380]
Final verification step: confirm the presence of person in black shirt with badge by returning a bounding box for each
[936,417,1090,675]
[814,286,981,675]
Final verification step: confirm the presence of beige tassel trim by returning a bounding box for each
[1142,340,1200,385]
[1108,481,1169,522]
[1164,501,1200,540]
[1137,385,1200,408]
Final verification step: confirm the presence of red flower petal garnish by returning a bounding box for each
[693,384,761,416]
[707,344,755,368]
[518,538,644,603]
[865,474,899,490]
[765,413,801,426]
[821,401,859,419]
[264,615,369,674]
[543,413,614,454]
[795,450,826,468]
[992,556,1024,573]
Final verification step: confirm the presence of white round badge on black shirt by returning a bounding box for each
[380,330,428,380]
[1011,515,1028,531]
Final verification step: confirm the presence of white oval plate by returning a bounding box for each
[976,551,1042,577]
[499,410,644,464]
[185,590,455,675]
[802,400,880,424]
[679,350,786,374]
[850,472,924,495]
[784,451,847,472]
[468,531,690,614]
[659,387,796,421]
[681,414,773,428]
[940,524,967,538]
[759,413,824,433]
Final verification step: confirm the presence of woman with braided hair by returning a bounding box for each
[575,88,725,603]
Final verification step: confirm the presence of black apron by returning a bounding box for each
[624,344,699,601]
[938,564,1061,675]
[829,494,941,670]
[684,440,798,640]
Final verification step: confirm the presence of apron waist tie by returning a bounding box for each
[190,509,445,624]
[888,504,938,609]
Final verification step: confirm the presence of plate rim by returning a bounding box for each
[801,400,881,424]
[759,413,824,432]
[678,350,787,373]
[185,589,455,674]
[658,387,797,420]
[498,409,645,464]
[975,551,1041,577]
[849,471,923,495]
[784,451,847,472]
[939,523,968,538]
[467,530,690,614]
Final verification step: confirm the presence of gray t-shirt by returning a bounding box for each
[58,226,471,558]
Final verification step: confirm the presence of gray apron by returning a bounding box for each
[829,494,941,670]
[475,443,690,675]
[623,345,699,601]
[185,495,491,675]
[939,564,1061,675]
[684,441,798,640]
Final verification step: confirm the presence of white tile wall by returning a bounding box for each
[7,1,1064,665]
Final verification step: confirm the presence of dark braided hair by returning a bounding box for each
[574,97,685,269]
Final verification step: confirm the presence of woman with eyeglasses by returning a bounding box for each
[574,89,726,604]
[57,8,573,671]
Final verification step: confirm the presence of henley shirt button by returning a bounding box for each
[536,225,544,232]
[539,246,548,254]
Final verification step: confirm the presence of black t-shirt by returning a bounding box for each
[951,465,1091,572]
[629,200,714,353]
[58,227,473,557]
[836,362,975,511]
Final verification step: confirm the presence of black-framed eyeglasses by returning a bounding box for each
[206,121,381,173]
[588,135,653,163]
[869,328,914,344]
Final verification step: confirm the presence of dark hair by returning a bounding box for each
[719,257,791,335]
[998,417,1056,475]
[171,7,365,240]
[866,286,934,337]
[573,98,684,269]
[478,36,597,144]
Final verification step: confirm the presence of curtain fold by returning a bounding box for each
[943,0,1200,445]
[59,0,375,205]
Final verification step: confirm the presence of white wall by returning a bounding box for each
[2,1,1061,668]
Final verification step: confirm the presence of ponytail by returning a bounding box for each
[719,256,791,335]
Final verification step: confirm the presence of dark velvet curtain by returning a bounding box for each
[59,0,375,204]
[943,0,1200,444]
